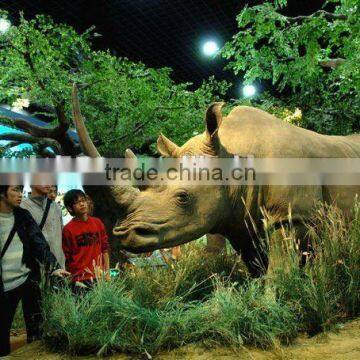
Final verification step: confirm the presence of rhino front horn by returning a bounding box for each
[72,83,101,158]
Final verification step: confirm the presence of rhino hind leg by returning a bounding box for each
[268,219,312,271]
[294,222,313,266]
[230,218,314,278]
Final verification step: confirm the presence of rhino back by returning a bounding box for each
[219,106,360,224]
[219,106,360,158]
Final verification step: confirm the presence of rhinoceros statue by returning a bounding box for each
[72,85,360,276]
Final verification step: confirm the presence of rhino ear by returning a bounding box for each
[157,133,179,157]
[205,102,225,139]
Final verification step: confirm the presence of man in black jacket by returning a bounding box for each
[0,185,69,357]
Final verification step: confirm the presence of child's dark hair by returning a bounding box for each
[0,185,23,198]
[63,189,86,215]
[0,185,9,198]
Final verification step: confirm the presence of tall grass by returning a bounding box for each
[39,202,360,356]
[123,243,247,307]
[42,277,297,356]
[270,202,360,334]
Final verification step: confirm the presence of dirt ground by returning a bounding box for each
[8,319,360,360]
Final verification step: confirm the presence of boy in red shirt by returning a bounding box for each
[62,190,110,292]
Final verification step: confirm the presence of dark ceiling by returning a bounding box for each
[3,0,325,93]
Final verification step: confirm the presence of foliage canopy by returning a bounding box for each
[222,0,360,134]
[0,12,229,156]
[0,1,359,157]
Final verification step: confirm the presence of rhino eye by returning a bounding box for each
[175,191,191,206]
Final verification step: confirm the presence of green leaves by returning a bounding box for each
[221,0,359,135]
[0,12,230,156]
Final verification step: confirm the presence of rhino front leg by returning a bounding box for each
[206,234,227,254]
[241,239,269,278]
[228,234,269,278]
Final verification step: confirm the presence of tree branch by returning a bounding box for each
[23,38,70,133]
[0,132,42,143]
[287,10,347,23]
[105,105,181,142]
[2,35,76,155]
[117,118,153,141]
[318,58,345,69]
[39,148,56,158]
[28,102,56,115]
[54,101,70,130]
[0,132,62,153]
[279,56,345,69]
[1,141,21,151]
[23,38,46,91]
[0,115,59,138]
[0,113,77,155]
[34,144,56,158]
[0,98,72,141]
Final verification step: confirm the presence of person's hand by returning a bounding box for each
[52,269,70,278]
[74,281,88,288]
[124,263,135,270]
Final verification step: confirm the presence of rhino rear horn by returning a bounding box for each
[125,148,137,159]
[157,133,179,157]
[205,102,225,139]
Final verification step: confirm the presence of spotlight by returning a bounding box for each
[202,41,219,56]
[0,18,11,34]
[242,84,256,97]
